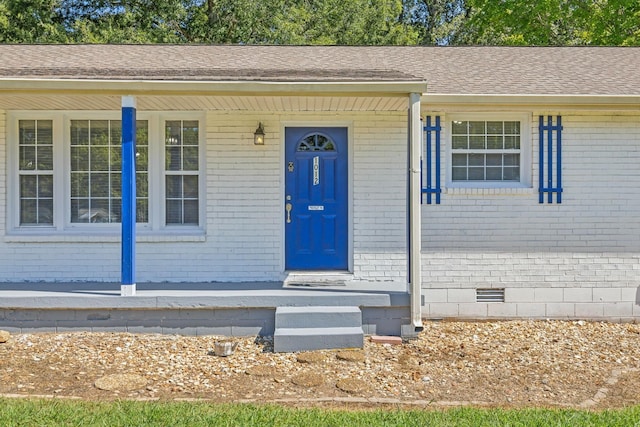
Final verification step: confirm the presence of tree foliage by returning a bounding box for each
[461,0,640,46]
[0,0,637,45]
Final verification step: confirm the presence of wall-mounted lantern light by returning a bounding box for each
[254,122,265,145]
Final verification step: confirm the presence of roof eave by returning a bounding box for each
[0,78,428,96]
[423,93,640,107]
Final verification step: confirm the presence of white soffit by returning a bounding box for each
[0,94,409,111]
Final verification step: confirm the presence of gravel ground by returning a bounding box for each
[2,320,640,409]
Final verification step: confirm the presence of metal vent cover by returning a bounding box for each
[476,288,505,303]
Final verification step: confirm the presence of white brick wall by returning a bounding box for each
[1,109,408,283]
[421,111,640,319]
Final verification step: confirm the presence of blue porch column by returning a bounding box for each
[121,96,137,296]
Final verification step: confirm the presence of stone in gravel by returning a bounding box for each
[94,374,148,391]
[336,351,365,362]
[291,373,324,387]
[371,336,402,345]
[336,378,369,394]
[0,330,10,343]
[245,366,275,377]
[296,352,326,364]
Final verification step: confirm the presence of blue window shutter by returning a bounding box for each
[422,115,442,204]
[538,115,563,203]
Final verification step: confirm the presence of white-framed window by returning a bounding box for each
[7,111,204,235]
[164,120,199,225]
[69,119,149,224]
[447,114,531,188]
[18,119,54,226]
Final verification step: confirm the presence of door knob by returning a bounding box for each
[285,203,292,224]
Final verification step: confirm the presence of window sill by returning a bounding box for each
[4,230,206,243]
[445,185,534,196]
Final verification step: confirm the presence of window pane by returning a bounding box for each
[39,175,53,198]
[71,173,89,197]
[166,121,182,145]
[452,154,467,166]
[19,146,36,170]
[486,121,503,134]
[183,200,199,224]
[37,146,53,170]
[166,200,182,224]
[452,136,468,149]
[166,175,182,198]
[468,121,485,134]
[19,120,36,145]
[469,154,484,166]
[110,147,122,171]
[136,121,149,145]
[37,120,53,145]
[90,120,109,145]
[182,121,199,145]
[136,173,148,198]
[451,121,467,134]
[137,199,149,223]
[183,175,199,198]
[38,199,53,224]
[71,199,89,223]
[469,135,485,149]
[71,120,89,145]
[504,121,520,135]
[452,167,467,180]
[90,146,110,171]
[166,147,182,171]
[71,147,89,171]
[136,146,148,171]
[486,167,502,180]
[20,175,37,198]
[20,199,37,224]
[486,154,502,166]
[468,167,485,180]
[90,173,109,197]
[504,167,520,180]
[110,121,122,146]
[110,174,122,198]
[183,147,199,171]
[486,136,503,149]
[504,135,520,149]
[503,154,519,166]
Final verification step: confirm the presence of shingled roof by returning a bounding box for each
[0,45,639,96]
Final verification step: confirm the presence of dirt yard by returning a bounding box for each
[2,320,640,409]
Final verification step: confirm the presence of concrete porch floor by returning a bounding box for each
[0,281,411,337]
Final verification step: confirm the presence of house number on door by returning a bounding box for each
[313,156,320,185]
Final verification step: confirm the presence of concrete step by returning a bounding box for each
[275,306,362,329]
[273,327,364,352]
[273,306,364,352]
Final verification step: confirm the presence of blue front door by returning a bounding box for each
[285,127,348,270]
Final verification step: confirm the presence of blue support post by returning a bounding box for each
[121,96,136,296]
[547,116,553,203]
[538,116,544,204]
[556,116,562,203]
[422,116,442,204]
[538,115,563,204]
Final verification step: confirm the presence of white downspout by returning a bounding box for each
[409,93,423,330]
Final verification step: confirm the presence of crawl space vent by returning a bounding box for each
[476,288,505,303]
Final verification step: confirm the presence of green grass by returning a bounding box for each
[1,398,640,427]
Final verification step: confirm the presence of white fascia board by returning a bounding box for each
[423,93,640,107]
[0,78,428,96]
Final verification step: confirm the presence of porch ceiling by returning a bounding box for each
[0,94,408,111]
